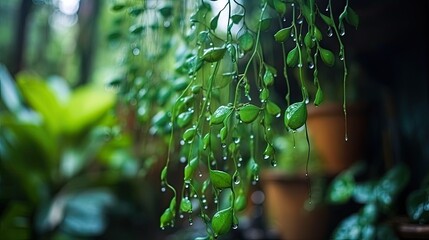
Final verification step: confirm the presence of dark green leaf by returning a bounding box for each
[319,13,334,27]
[273,0,287,15]
[259,18,272,31]
[160,208,174,228]
[346,7,359,28]
[314,87,324,106]
[180,198,192,213]
[129,25,144,34]
[266,101,281,116]
[159,5,173,18]
[111,4,126,12]
[263,68,274,87]
[231,14,243,24]
[210,14,220,30]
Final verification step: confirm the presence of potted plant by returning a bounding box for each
[108,0,359,238]
[260,127,330,239]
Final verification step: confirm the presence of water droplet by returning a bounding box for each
[282,17,286,22]
[271,160,277,167]
[180,214,184,219]
[237,162,241,167]
[291,3,295,7]
[189,217,193,226]
[180,156,187,163]
[132,48,140,55]
[327,26,333,37]
[161,187,166,192]
[308,62,315,69]
[161,227,165,230]
[305,97,310,104]
[297,17,303,25]
[185,183,190,188]
[180,140,185,145]
[263,155,270,160]
[234,138,241,144]
[232,224,239,230]
[339,24,345,36]
[199,172,203,177]
[298,63,303,68]
[234,175,241,184]
[275,113,281,118]
[238,157,243,162]
[250,135,254,139]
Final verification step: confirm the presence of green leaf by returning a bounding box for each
[234,191,247,212]
[346,7,359,28]
[220,126,228,142]
[314,87,324,106]
[203,133,210,149]
[180,198,192,213]
[273,0,287,15]
[259,18,272,31]
[129,24,144,34]
[319,13,334,27]
[263,67,274,87]
[184,157,198,181]
[327,172,355,204]
[231,14,243,24]
[210,106,232,125]
[17,73,63,134]
[160,208,174,228]
[159,5,173,18]
[319,47,335,67]
[304,32,315,48]
[286,46,299,67]
[183,127,197,142]
[202,47,227,62]
[259,88,269,102]
[161,167,167,181]
[284,101,307,130]
[274,27,292,42]
[211,207,233,236]
[266,101,281,116]
[238,104,260,123]
[210,13,220,30]
[177,111,194,128]
[111,4,126,12]
[238,32,254,52]
[210,170,232,189]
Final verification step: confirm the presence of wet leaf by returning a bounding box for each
[238,32,254,52]
[319,47,335,67]
[234,191,247,212]
[263,68,274,87]
[210,170,232,189]
[284,101,307,130]
[287,46,299,67]
[202,47,226,62]
[183,127,197,142]
[177,111,194,128]
[220,126,228,142]
[160,208,174,228]
[238,104,260,123]
[210,106,232,125]
[259,18,272,31]
[211,207,233,236]
[184,157,198,181]
[274,27,292,42]
[180,198,192,213]
[259,88,269,101]
[266,101,281,116]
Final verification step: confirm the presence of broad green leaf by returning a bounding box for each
[202,47,227,62]
[211,207,233,236]
[284,101,307,130]
[319,47,335,67]
[238,32,254,52]
[63,85,115,135]
[17,73,63,134]
[274,27,292,42]
[286,46,299,67]
[259,88,269,101]
[210,170,232,189]
[238,104,260,123]
[210,105,232,125]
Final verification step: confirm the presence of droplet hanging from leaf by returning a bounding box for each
[210,105,233,125]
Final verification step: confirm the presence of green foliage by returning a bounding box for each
[108,0,358,238]
[0,68,139,238]
[328,162,410,240]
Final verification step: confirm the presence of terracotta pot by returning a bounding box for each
[260,170,329,240]
[306,102,369,175]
